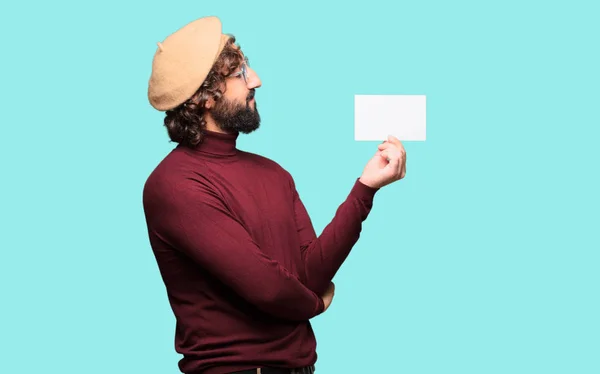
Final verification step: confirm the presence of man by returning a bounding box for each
[142,16,406,374]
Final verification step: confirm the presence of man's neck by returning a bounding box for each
[204,115,229,134]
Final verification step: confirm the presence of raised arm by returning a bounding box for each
[143,177,324,321]
[290,175,379,296]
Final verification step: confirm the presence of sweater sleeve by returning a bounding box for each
[291,176,379,296]
[146,177,325,322]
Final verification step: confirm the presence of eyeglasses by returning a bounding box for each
[231,56,249,83]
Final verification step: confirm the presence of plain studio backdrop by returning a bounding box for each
[1,1,598,373]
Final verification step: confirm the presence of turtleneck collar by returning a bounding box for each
[190,129,239,157]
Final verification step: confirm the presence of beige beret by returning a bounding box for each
[148,16,230,111]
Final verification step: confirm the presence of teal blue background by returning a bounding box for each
[1,0,598,373]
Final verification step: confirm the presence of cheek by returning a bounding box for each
[224,81,247,99]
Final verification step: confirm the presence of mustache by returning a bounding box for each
[247,89,255,101]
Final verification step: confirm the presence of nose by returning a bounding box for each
[246,66,262,89]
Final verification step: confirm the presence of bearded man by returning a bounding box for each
[142,16,406,374]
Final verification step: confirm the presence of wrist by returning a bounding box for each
[352,177,379,202]
[358,177,380,190]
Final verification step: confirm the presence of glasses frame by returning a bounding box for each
[231,56,250,83]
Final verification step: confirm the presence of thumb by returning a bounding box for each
[380,149,389,161]
[383,151,400,172]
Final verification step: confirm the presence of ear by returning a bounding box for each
[204,97,215,109]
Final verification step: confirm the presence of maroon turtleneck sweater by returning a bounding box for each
[142,129,379,374]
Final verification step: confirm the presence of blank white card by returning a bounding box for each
[354,95,426,141]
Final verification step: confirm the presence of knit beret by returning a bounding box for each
[148,16,230,111]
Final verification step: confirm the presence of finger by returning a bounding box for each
[377,142,394,151]
[387,135,406,153]
[384,152,400,173]
[380,149,400,162]
[381,150,399,165]
[401,156,407,178]
[380,139,406,156]
[380,149,390,161]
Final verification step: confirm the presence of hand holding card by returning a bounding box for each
[359,135,407,189]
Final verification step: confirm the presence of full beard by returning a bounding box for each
[210,95,261,134]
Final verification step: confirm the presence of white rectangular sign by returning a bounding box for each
[354,95,426,141]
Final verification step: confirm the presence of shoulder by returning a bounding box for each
[239,150,294,182]
[142,147,216,207]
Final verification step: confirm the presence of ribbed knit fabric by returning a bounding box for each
[142,129,379,374]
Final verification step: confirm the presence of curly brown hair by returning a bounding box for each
[163,35,244,148]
